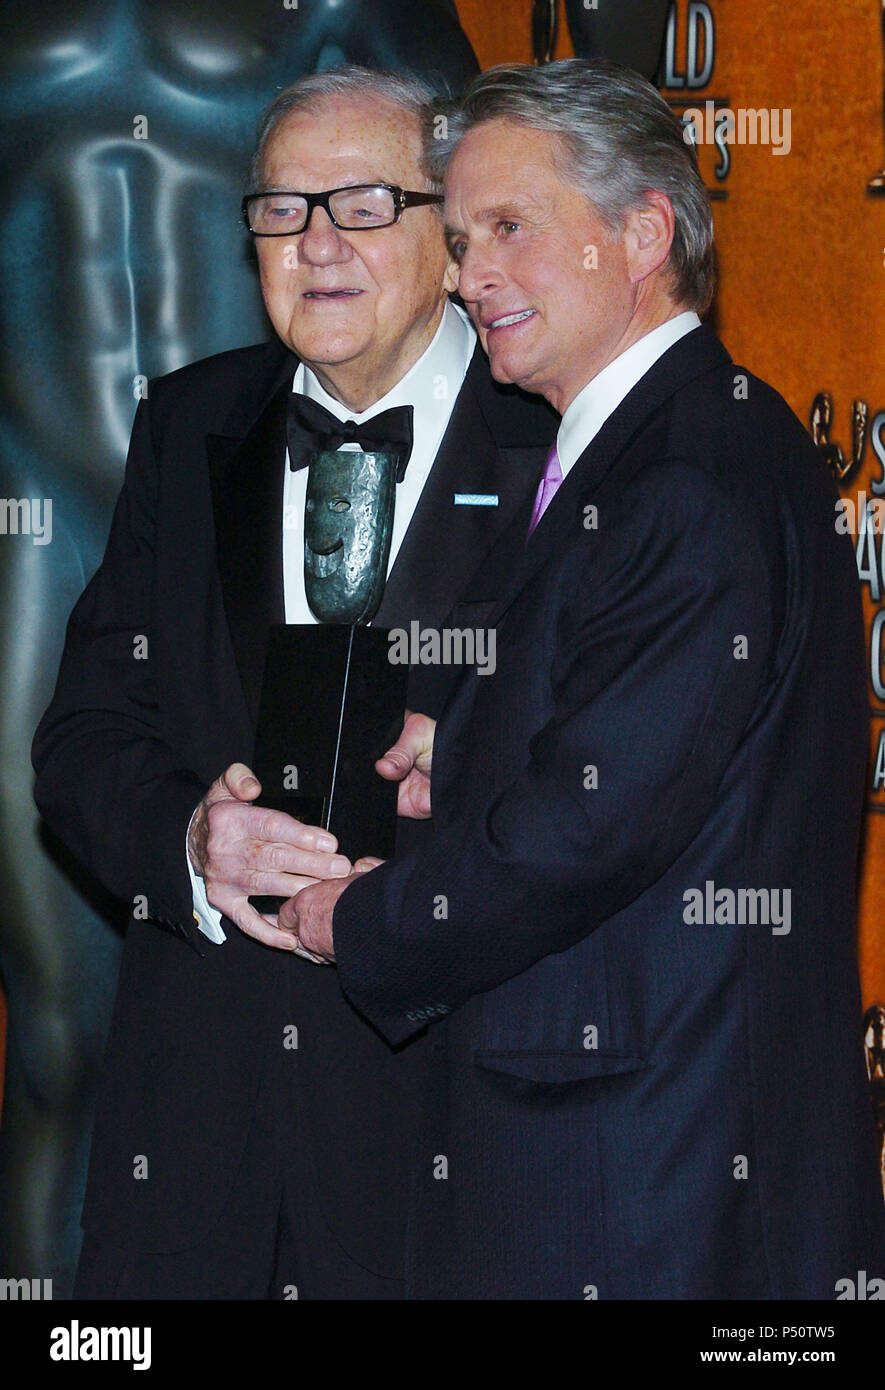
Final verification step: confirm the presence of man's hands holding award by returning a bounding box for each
[275,711,435,959]
[277,710,435,959]
[188,713,436,961]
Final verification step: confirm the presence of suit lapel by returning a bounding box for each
[206,339,555,726]
[483,326,733,632]
[374,346,550,631]
[207,348,297,727]
[435,327,733,742]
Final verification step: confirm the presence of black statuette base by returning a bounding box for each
[251,625,407,912]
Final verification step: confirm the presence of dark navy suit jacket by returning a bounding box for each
[334,325,885,1298]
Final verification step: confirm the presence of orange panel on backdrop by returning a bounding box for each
[658,0,885,1005]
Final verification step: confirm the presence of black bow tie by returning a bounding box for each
[287,394,414,480]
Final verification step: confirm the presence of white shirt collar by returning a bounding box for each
[293,300,475,453]
[557,311,701,478]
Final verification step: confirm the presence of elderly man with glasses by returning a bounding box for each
[33,65,556,1300]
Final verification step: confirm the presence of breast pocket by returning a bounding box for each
[472,1047,647,1086]
[444,596,499,630]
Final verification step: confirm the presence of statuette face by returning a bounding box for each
[304,450,398,624]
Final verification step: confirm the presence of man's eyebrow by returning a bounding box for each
[446,203,525,234]
[260,176,394,193]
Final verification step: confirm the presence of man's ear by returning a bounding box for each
[624,192,675,284]
[443,254,459,296]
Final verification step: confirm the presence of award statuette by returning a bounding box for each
[251,444,409,890]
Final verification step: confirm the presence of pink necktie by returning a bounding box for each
[527,444,563,537]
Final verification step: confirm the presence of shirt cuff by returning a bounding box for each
[186,808,226,945]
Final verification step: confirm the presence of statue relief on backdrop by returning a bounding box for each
[532,0,671,78]
[0,0,478,1297]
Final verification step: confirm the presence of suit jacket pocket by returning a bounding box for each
[472,1047,647,1086]
[444,596,499,630]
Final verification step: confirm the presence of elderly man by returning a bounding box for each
[287,59,885,1298]
[32,66,555,1299]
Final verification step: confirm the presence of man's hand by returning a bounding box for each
[376,712,436,819]
[188,761,352,951]
[271,711,436,957]
[277,857,380,960]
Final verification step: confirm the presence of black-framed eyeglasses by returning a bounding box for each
[242,184,443,237]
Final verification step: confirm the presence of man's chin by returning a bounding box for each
[487,350,531,394]
[286,331,372,369]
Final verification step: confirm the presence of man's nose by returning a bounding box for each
[298,205,352,264]
[456,244,503,305]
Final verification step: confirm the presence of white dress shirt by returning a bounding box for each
[189,301,476,943]
[557,311,701,477]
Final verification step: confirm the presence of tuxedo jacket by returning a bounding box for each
[334,326,885,1298]
[32,336,557,1274]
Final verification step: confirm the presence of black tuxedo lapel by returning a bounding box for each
[207,347,297,727]
[374,345,552,632]
[207,340,555,725]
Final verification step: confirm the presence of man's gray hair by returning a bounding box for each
[426,59,715,313]
[250,66,440,191]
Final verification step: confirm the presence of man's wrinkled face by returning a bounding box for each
[256,96,456,408]
[444,119,637,415]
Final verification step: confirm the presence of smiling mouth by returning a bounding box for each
[305,539,344,578]
[487,309,537,331]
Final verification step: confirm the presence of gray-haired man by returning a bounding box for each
[288,60,885,1299]
[33,66,556,1299]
